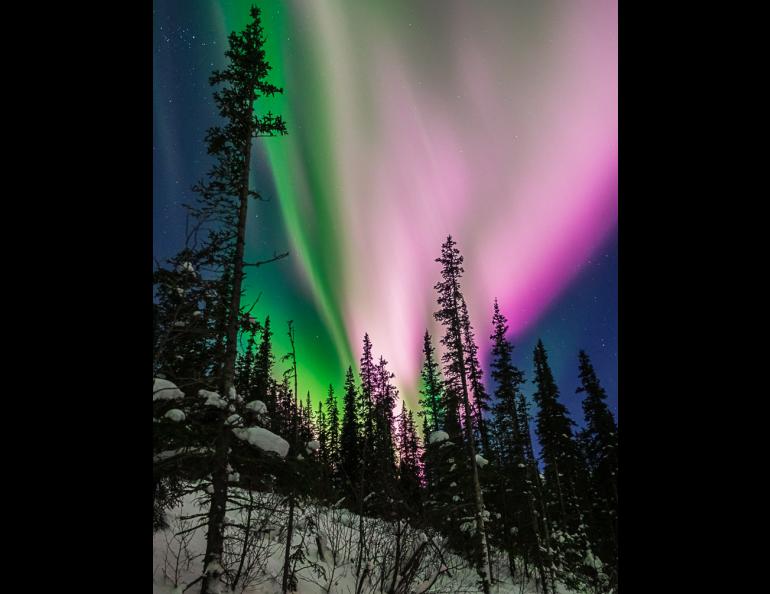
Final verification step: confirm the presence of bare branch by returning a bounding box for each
[243,251,289,268]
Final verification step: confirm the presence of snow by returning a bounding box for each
[306,440,320,452]
[178,261,195,273]
[476,454,489,468]
[164,409,186,422]
[584,550,603,569]
[192,310,203,318]
[225,414,243,426]
[245,400,267,414]
[429,430,450,444]
[231,427,289,457]
[199,389,227,409]
[154,378,184,401]
[154,486,593,594]
[153,447,210,463]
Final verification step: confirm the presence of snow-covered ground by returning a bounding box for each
[153,490,576,594]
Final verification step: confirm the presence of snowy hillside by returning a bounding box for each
[153,490,578,594]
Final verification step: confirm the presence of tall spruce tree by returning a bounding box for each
[517,391,556,593]
[185,7,288,593]
[253,316,274,409]
[373,354,398,501]
[419,330,445,434]
[324,384,341,491]
[459,297,492,457]
[577,350,618,567]
[397,404,422,513]
[487,300,530,577]
[433,235,493,593]
[358,333,377,493]
[339,366,359,501]
[532,339,591,581]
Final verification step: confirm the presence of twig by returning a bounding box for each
[243,251,289,268]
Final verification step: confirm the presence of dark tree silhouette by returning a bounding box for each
[577,350,618,567]
[433,235,493,594]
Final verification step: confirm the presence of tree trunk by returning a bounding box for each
[281,494,296,593]
[450,289,492,594]
[201,428,230,594]
[201,134,252,594]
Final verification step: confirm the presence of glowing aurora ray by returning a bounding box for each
[216,0,617,408]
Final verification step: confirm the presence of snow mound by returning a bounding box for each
[429,430,450,444]
[154,378,184,401]
[164,409,186,422]
[232,427,289,457]
[225,414,243,426]
[245,400,267,414]
[199,389,227,409]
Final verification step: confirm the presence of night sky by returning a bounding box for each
[153,0,618,435]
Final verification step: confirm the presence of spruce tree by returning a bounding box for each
[532,340,591,581]
[577,350,618,567]
[459,298,492,457]
[324,384,341,491]
[253,316,274,409]
[433,235,493,593]
[358,333,377,484]
[487,300,529,577]
[397,404,422,513]
[182,7,287,592]
[418,330,445,434]
[373,354,399,501]
[339,366,360,501]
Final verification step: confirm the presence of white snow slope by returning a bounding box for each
[153,490,580,594]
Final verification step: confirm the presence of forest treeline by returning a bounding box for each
[153,6,618,594]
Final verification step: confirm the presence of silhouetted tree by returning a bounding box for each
[577,350,618,567]
[339,366,360,501]
[418,330,445,434]
[181,6,288,592]
[433,235,493,593]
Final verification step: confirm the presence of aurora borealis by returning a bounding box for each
[153,1,617,422]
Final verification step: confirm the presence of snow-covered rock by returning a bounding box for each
[153,378,184,401]
[429,430,450,444]
[164,409,186,422]
[199,389,227,409]
[225,414,243,426]
[231,427,289,457]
